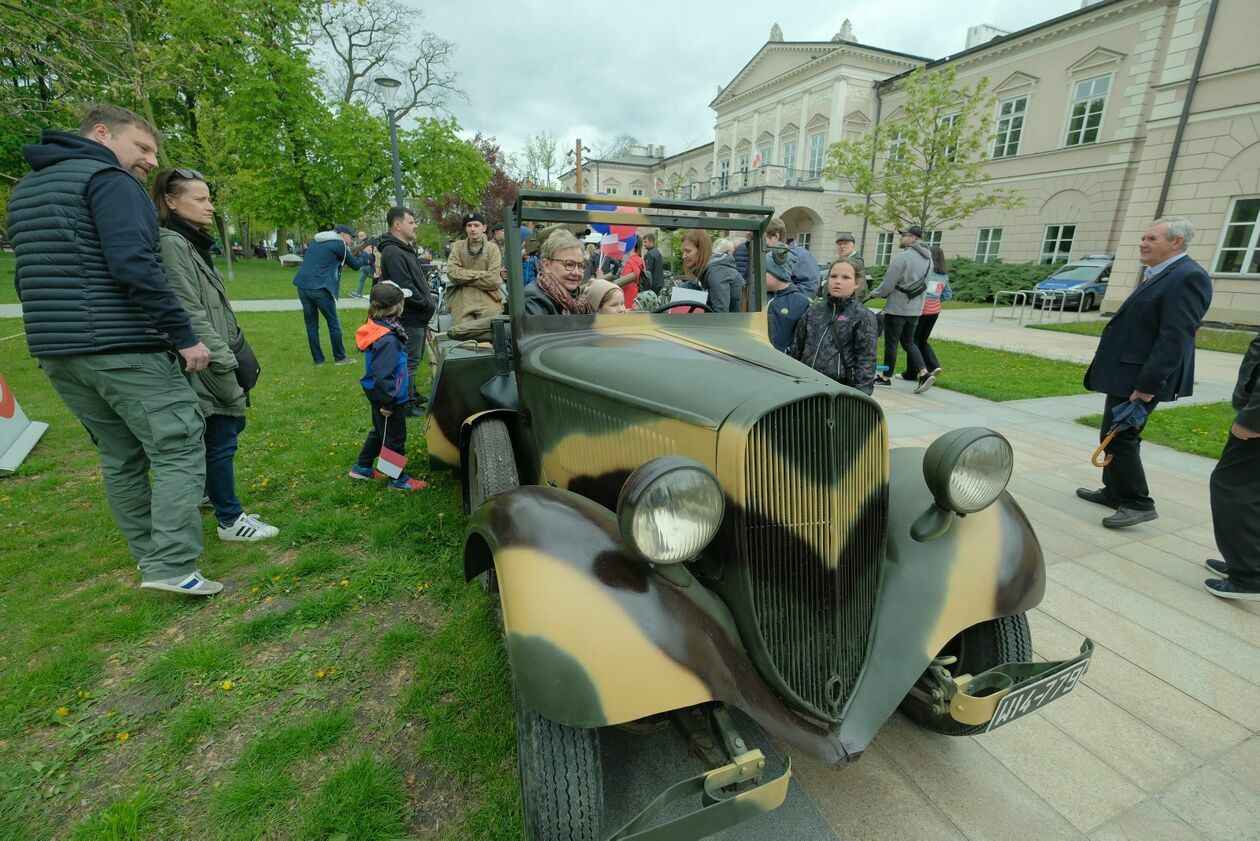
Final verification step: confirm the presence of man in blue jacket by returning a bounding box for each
[9,103,219,595]
[292,224,374,364]
[1077,216,1212,528]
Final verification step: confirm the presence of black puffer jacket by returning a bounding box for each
[787,294,878,394]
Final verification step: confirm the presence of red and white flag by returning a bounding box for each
[376,445,407,479]
[599,233,626,259]
[751,152,762,167]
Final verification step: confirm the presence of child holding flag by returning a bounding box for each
[347,282,426,491]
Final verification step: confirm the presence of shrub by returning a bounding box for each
[864,257,1063,303]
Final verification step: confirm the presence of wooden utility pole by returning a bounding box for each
[575,137,585,193]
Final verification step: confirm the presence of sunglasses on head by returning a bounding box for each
[172,167,205,181]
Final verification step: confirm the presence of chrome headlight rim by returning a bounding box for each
[922,428,1014,514]
[616,456,724,564]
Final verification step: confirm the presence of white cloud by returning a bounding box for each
[415,0,1081,161]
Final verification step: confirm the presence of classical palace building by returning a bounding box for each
[560,0,1260,325]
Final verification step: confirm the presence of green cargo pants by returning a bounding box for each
[40,351,207,582]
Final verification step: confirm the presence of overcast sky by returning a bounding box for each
[417,0,1082,166]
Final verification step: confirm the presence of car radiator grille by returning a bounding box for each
[740,394,888,722]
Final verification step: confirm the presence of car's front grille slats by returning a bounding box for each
[740,395,887,721]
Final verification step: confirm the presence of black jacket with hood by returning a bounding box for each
[700,252,743,313]
[377,234,436,329]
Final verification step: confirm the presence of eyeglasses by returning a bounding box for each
[172,167,205,181]
[549,259,585,273]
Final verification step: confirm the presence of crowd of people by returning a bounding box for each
[7,102,1258,602]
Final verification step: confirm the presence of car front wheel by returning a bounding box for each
[900,613,1032,736]
[1083,292,1096,311]
[516,687,603,841]
[468,418,518,593]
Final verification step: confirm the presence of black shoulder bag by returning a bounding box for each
[230,331,261,392]
[895,259,931,299]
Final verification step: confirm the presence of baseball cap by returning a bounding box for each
[835,232,855,243]
[370,281,410,309]
[897,225,924,238]
[333,224,355,237]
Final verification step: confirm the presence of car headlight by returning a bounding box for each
[922,429,1013,514]
[617,457,724,564]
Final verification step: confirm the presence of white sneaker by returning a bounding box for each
[217,512,280,542]
[140,571,223,596]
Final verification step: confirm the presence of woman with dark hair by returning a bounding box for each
[150,168,278,543]
[904,244,952,381]
[523,230,595,316]
[680,230,741,312]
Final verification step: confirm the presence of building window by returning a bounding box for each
[605,187,618,195]
[796,232,811,252]
[920,230,943,248]
[975,228,1003,263]
[1041,224,1076,264]
[1214,196,1260,275]
[888,131,907,162]
[631,187,645,196]
[806,131,826,178]
[938,113,960,161]
[1065,75,1109,147]
[737,152,749,187]
[781,139,798,173]
[993,96,1027,158]
[875,232,894,266]
[718,159,730,191]
[756,145,771,167]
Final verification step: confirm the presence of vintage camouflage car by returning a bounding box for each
[425,191,1093,840]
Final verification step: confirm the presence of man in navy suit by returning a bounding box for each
[1077,216,1212,528]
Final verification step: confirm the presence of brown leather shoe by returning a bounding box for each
[1102,507,1158,529]
[1076,487,1119,508]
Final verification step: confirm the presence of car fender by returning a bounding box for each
[464,485,847,763]
[837,446,1044,752]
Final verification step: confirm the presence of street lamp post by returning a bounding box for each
[374,76,405,207]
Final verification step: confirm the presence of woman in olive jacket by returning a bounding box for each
[151,168,278,543]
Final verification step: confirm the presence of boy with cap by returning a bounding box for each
[445,212,503,325]
[765,245,809,352]
[348,281,426,491]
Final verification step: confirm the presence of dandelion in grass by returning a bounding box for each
[340,579,349,587]
[221,680,235,691]
[264,596,273,603]
[116,732,129,744]
[251,586,260,593]
[55,706,69,717]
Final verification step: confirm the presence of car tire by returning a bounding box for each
[1083,293,1096,311]
[468,418,518,594]
[516,685,603,841]
[899,613,1033,736]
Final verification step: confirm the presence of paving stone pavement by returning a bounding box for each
[791,379,1260,841]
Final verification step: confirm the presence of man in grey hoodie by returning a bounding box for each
[869,225,934,392]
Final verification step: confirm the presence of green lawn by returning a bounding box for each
[1078,401,1237,460]
[0,252,369,304]
[0,312,518,839]
[1029,318,1257,354]
[929,338,1090,401]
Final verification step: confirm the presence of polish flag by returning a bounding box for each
[376,446,407,479]
[599,233,626,259]
[751,152,762,167]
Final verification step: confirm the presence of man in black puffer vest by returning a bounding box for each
[376,206,436,417]
[8,103,221,596]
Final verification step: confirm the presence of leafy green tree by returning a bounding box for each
[824,66,1023,231]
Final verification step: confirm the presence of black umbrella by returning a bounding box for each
[1091,400,1149,467]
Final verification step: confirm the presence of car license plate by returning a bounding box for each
[985,650,1092,732]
